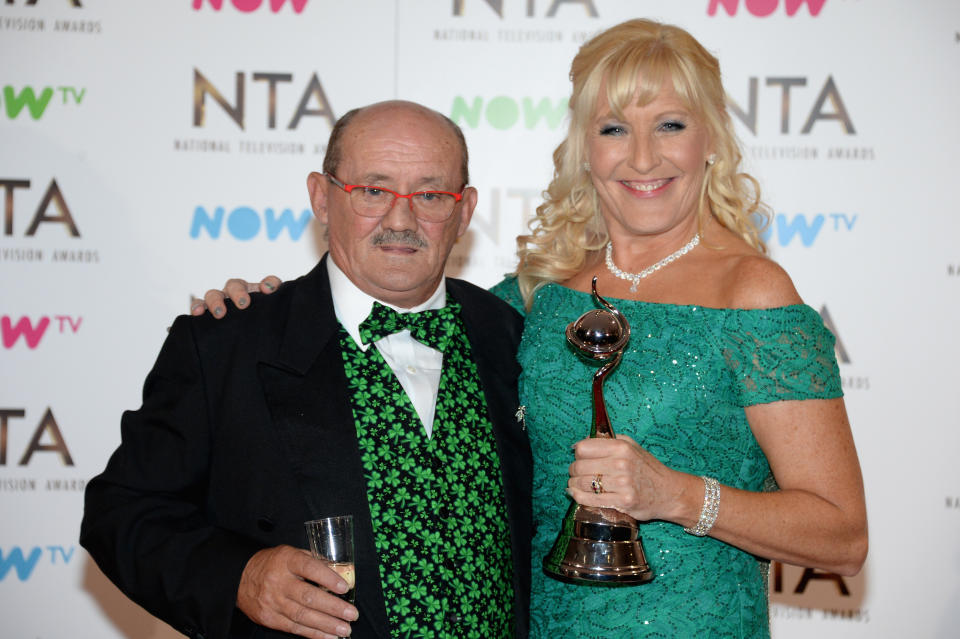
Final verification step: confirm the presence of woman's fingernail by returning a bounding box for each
[214,307,224,317]
[265,282,276,291]
[237,297,247,307]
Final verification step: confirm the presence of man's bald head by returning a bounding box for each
[322,100,470,186]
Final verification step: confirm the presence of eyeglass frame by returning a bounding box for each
[325,173,467,222]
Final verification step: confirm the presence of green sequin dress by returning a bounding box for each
[490,278,842,639]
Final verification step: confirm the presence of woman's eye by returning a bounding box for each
[660,120,687,132]
[599,124,625,136]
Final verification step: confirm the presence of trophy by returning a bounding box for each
[542,277,654,585]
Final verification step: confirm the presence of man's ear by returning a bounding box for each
[455,186,478,238]
[306,172,329,224]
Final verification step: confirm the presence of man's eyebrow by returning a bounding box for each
[415,176,452,189]
[356,173,391,184]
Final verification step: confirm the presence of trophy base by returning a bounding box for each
[542,504,654,586]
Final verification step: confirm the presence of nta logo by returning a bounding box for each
[453,0,598,18]
[0,546,75,582]
[193,0,308,12]
[1,178,80,237]
[771,561,853,596]
[1,315,82,349]
[193,69,335,131]
[2,85,85,120]
[451,96,567,130]
[190,206,312,241]
[729,76,854,136]
[708,0,827,17]
[0,407,74,466]
[818,305,850,365]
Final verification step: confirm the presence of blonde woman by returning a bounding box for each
[489,19,866,637]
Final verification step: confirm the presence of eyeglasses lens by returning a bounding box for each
[350,188,456,222]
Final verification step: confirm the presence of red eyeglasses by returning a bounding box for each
[326,174,465,223]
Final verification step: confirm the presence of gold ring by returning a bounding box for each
[591,474,604,495]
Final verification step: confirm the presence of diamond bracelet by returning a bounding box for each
[684,476,721,537]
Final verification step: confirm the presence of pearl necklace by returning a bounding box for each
[604,234,700,292]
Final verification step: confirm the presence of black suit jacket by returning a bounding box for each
[80,257,532,639]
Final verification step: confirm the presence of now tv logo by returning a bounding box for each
[190,205,312,241]
[3,86,85,121]
[760,212,856,247]
[193,0,309,12]
[1,315,82,349]
[708,0,827,16]
[0,546,75,582]
[451,96,568,131]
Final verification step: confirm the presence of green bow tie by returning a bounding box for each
[359,301,461,352]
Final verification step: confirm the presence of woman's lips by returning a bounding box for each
[619,177,673,195]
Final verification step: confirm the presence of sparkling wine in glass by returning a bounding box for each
[305,516,356,603]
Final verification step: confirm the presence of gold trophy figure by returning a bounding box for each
[542,277,654,585]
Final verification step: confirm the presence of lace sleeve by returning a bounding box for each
[488,276,526,317]
[721,305,843,407]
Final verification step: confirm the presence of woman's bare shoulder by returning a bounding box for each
[723,253,803,309]
[700,224,802,309]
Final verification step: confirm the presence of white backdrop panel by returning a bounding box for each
[1,1,958,637]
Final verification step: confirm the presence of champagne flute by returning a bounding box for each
[304,516,356,603]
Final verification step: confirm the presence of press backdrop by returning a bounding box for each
[2,1,959,637]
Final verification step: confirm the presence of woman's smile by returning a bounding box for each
[619,177,674,195]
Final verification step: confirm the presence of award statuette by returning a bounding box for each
[542,277,654,585]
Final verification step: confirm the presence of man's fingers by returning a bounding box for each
[253,598,348,639]
[191,275,281,318]
[222,278,253,309]
[294,553,351,597]
[283,550,358,627]
[283,584,356,636]
[238,546,357,638]
[259,275,281,293]
[202,288,228,318]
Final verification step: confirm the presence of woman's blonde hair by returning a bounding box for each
[515,19,769,308]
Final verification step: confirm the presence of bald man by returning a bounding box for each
[81,102,531,639]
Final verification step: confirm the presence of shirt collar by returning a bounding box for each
[326,256,447,350]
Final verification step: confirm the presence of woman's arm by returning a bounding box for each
[568,396,867,575]
[568,253,867,575]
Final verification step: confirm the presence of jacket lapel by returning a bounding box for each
[257,256,392,639]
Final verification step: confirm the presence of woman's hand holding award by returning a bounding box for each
[542,277,654,586]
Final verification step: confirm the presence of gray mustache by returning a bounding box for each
[372,229,427,249]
